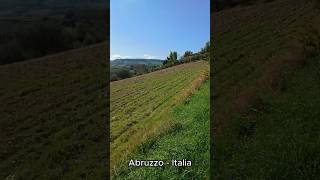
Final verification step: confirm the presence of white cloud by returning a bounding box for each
[143,54,157,59]
[111,54,132,60]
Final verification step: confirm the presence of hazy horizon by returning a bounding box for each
[110,57,164,61]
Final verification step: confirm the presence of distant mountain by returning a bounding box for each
[111,59,163,67]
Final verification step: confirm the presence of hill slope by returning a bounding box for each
[114,82,210,179]
[212,0,320,178]
[0,43,108,179]
[110,61,209,174]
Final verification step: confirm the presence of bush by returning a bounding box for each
[110,67,132,81]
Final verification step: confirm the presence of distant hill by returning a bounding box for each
[110,59,163,67]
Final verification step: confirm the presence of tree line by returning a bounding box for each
[162,41,210,68]
[0,8,107,65]
[110,41,210,82]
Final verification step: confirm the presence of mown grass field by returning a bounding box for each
[217,54,320,179]
[113,82,210,179]
[110,61,209,175]
[0,43,108,179]
[212,0,320,178]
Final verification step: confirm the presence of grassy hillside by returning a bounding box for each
[217,54,320,179]
[113,82,210,179]
[0,43,108,179]
[110,61,209,174]
[212,0,320,178]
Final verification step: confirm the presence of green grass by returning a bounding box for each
[113,81,210,179]
[212,0,320,178]
[215,55,320,179]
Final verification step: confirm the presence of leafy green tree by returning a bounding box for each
[201,41,210,54]
[168,51,178,62]
[163,51,178,67]
[183,50,193,57]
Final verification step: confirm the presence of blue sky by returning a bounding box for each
[110,0,210,60]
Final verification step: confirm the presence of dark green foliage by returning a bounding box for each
[163,41,210,68]
[0,4,107,65]
[183,50,193,57]
[110,64,161,81]
[110,67,132,81]
[200,41,210,54]
[181,53,209,63]
[169,51,178,61]
[163,51,178,67]
[129,64,152,75]
[164,51,178,65]
[0,21,71,65]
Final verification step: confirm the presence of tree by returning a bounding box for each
[200,41,210,54]
[183,50,193,57]
[162,51,178,67]
[167,51,177,62]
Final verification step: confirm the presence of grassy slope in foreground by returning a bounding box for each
[110,61,209,171]
[217,54,320,179]
[114,82,210,180]
[0,43,108,179]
